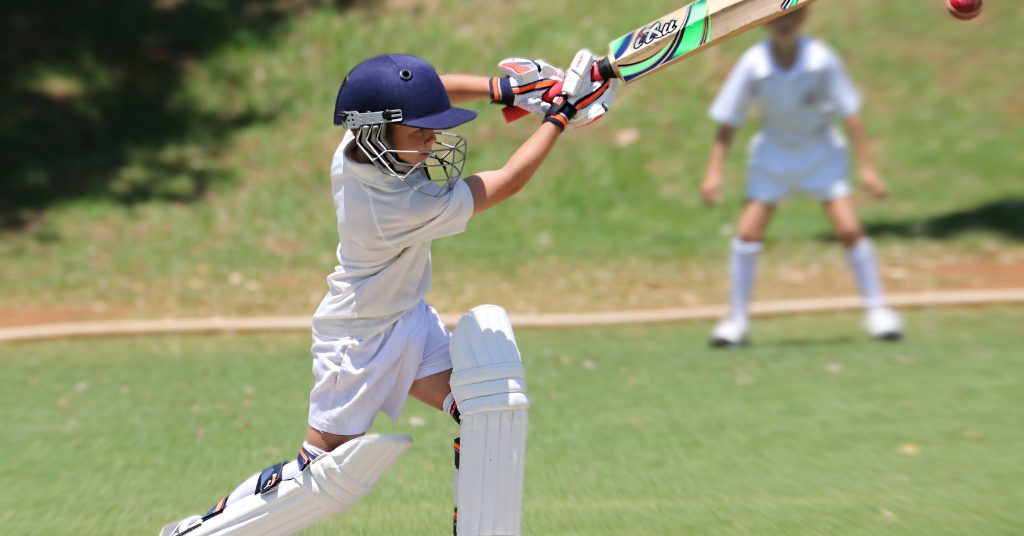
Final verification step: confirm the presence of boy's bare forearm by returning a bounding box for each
[465,122,561,214]
[440,74,493,104]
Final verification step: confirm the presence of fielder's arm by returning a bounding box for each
[701,124,736,205]
[844,113,888,199]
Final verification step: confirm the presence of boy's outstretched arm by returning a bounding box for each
[845,113,888,199]
[464,74,618,214]
[442,58,566,116]
[440,74,492,104]
[463,122,562,214]
[701,124,736,206]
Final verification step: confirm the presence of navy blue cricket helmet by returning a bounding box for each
[334,54,477,129]
[333,55,475,196]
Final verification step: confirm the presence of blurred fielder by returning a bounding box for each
[701,6,903,347]
[160,55,614,536]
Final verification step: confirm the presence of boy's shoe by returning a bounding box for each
[865,307,903,341]
[710,316,750,348]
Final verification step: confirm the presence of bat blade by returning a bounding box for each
[605,0,820,84]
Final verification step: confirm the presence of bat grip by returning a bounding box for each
[594,57,617,81]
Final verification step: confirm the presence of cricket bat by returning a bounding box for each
[503,0,819,121]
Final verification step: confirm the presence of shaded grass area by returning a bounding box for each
[1,0,1023,315]
[861,197,1024,242]
[0,0,339,220]
[1,307,1022,535]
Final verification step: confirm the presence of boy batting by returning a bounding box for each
[701,6,903,347]
[160,55,615,536]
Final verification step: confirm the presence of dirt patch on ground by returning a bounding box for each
[3,258,1022,329]
[0,304,147,328]
[933,262,1024,289]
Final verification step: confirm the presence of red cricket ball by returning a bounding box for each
[946,0,983,21]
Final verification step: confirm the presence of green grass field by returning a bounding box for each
[2,0,1023,320]
[3,307,1022,535]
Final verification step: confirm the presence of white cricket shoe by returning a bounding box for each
[710,316,750,348]
[865,307,903,341]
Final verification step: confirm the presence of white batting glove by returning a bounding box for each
[570,75,618,128]
[544,75,619,131]
[490,58,565,118]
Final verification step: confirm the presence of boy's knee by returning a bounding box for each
[736,231,763,243]
[836,228,863,247]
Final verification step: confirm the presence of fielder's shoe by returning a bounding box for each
[159,515,202,536]
[865,307,903,341]
[710,316,750,348]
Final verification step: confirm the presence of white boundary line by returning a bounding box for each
[1,288,1023,343]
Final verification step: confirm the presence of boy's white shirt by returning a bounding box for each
[312,131,475,340]
[709,36,861,148]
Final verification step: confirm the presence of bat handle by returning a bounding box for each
[592,57,618,82]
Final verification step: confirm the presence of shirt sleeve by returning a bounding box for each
[709,55,754,127]
[386,179,475,249]
[826,53,861,118]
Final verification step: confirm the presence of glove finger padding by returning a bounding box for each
[493,58,566,119]
[497,58,565,86]
[544,77,618,131]
[569,77,618,129]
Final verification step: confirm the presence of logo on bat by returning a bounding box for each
[633,19,680,50]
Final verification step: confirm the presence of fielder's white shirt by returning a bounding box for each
[709,36,861,148]
[312,132,475,340]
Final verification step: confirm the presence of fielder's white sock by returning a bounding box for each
[729,238,763,320]
[845,238,886,310]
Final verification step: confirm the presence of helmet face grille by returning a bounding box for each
[352,123,468,197]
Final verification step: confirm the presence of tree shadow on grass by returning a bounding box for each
[0,0,355,229]
[819,198,1024,243]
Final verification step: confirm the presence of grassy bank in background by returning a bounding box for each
[2,0,1022,319]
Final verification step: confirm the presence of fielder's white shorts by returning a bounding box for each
[308,300,453,436]
[746,131,851,203]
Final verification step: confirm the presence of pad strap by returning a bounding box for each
[296,446,318,472]
[449,399,462,425]
[257,461,288,494]
[203,497,228,520]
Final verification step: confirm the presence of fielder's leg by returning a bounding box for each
[712,202,773,348]
[825,196,902,340]
[159,434,412,536]
[449,305,529,536]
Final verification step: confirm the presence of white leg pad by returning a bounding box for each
[450,305,530,536]
[182,435,412,536]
